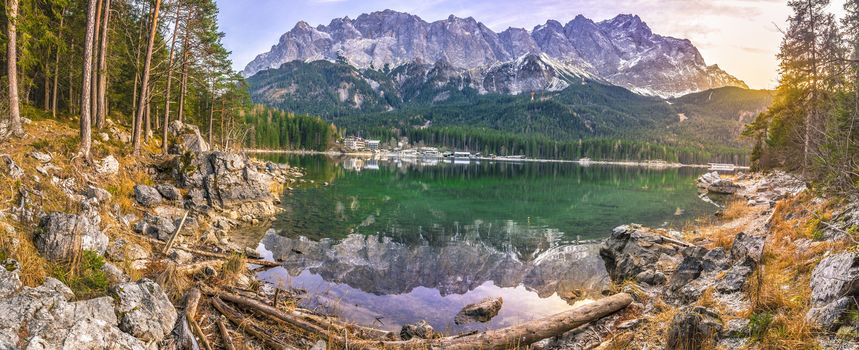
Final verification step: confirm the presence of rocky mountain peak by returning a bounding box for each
[243,11,747,97]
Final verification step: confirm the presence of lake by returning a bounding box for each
[248,154,714,333]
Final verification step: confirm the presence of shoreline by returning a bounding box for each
[244,148,750,170]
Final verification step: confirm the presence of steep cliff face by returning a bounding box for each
[243,11,747,97]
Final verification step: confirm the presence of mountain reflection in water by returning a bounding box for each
[257,229,607,332]
[249,154,712,332]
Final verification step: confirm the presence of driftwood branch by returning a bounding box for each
[162,210,189,254]
[131,232,281,266]
[206,287,632,350]
[185,288,213,350]
[211,296,298,350]
[215,316,236,350]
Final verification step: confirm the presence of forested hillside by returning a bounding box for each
[746,0,859,193]
[243,104,338,151]
[247,60,774,163]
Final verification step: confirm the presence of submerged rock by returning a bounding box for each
[400,320,434,340]
[36,212,108,261]
[454,297,503,324]
[112,279,178,343]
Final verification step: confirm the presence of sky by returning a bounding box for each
[214,0,849,90]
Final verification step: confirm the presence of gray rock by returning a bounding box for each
[1,154,23,179]
[112,279,178,343]
[155,184,181,201]
[721,318,750,338]
[101,262,130,284]
[107,237,150,262]
[400,320,434,340]
[716,265,753,294]
[730,232,766,267]
[36,212,108,261]
[168,249,194,265]
[30,151,52,163]
[0,266,147,349]
[600,224,686,283]
[454,297,503,324]
[168,121,210,154]
[635,269,667,285]
[96,155,120,175]
[667,255,704,294]
[83,185,113,203]
[134,185,163,208]
[805,253,859,330]
[701,247,731,272]
[666,306,723,349]
[807,297,852,332]
[0,260,22,298]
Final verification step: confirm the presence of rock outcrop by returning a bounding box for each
[167,121,210,154]
[134,184,163,208]
[806,252,859,331]
[696,172,741,194]
[35,212,108,261]
[400,320,434,340]
[0,262,148,349]
[112,279,178,343]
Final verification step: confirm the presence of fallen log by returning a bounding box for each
[162,210,189,255]
[211,296,298,350]
[132,232,281,267]
[433,293,633,350]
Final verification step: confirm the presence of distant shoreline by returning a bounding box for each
[244,149,750,170]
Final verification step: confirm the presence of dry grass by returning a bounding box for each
[721,200,752,221]
[0,220,47,287]
[220,253,247,284]
[153,261,191,302]
[742,194,849,349]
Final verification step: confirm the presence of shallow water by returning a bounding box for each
[248,154,714,332]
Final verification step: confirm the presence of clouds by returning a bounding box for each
[215,0,821,89]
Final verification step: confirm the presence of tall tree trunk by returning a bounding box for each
[95,0,112,129]
[43,64,50,110]
[6,0,23,137]
[177,27,190,123]
[90,0,103,124]
[80,0,99,160]
[162,1,183,153]
[52,13,64,118]
[207,93,214,146]
[145,88,152,140]
[132,0,162,154]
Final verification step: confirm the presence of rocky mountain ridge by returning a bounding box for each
[243,11,747,97]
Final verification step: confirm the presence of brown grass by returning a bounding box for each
[743,194,848,348]
[220,253,247,284]
[153,261,191,302]
[721,200,752,221]
[0,220,47,287]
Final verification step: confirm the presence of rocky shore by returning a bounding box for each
[1,118,857,349]
[536,171,859,349]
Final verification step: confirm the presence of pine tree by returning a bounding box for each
[6,0,23,137]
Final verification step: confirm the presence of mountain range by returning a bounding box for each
[243,10,747,98]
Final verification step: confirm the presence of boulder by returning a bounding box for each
[134,185,163,208]
[400,320,434,340]
[0,265,147,349]
[36,212,108,261]
[454,297,503,325]
[133,207,189,241]
[730,232,766,266]
[101,262,130,284]
[600,225,687,283]
[96,155,120,175]
[112,279,178,343]
[168,121,210,154]
[155,184,181,201]
[696,171,741,194]
[805,252,859,331]
[666,306,723,349]
[721,318,750,338]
